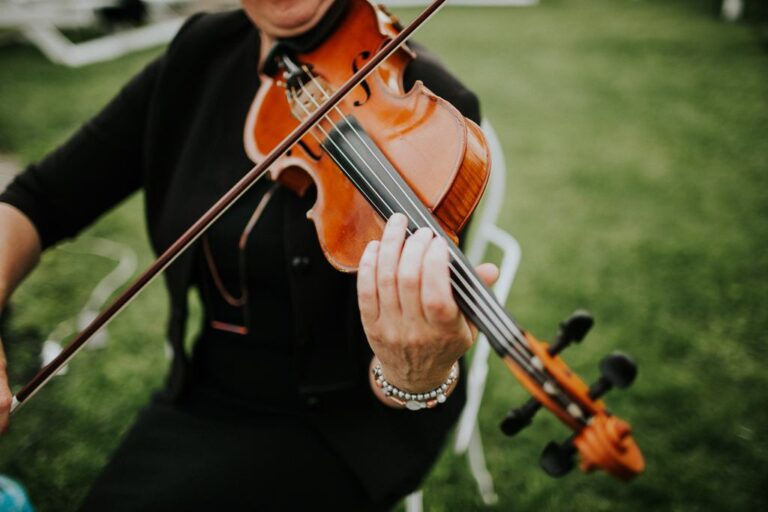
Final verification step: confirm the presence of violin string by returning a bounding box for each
[288,78,576,405]
[298,75,589,421]
[302,74,534,349]
[288,78,552,381]
[292,98,584,418]
[285,67,586,414]
[289,94,528,372]
[295,78,526,346]
[309,124,542,381]
[293,76,544,369]
[287,85,524,358]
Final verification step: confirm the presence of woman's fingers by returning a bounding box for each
[397,227,433,321]
[357,240,380,324]
[464,263,500,340]
[376,214,408,317]
[421,237,459,326]
[475,262,500,287]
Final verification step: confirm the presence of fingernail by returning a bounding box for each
[389,213,407,227]
[365,240,379,255]
[415,227,433,238]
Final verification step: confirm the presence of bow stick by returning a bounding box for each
[9,0,449,414]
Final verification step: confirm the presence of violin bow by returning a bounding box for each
[10,0,450,415]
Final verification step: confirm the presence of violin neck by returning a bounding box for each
[321,116,526,357]
[447,245,526,356]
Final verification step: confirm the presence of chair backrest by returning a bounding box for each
[453,118,521,455]
[406,120,520,511]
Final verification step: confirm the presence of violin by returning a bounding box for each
[11,0,644,481]
[245,0,644,480]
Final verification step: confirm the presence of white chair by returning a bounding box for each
[405,120,522,511]
[0,0,192,67]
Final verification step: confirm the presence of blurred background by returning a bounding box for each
[0,0,767,510]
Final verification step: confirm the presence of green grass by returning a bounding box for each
[1,0,767,510]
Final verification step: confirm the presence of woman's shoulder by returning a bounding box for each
[166,9,255,60]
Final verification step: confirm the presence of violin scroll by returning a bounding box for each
[500,311,645,480]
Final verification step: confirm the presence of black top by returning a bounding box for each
[0,7,481,501]
[193,180,301,411]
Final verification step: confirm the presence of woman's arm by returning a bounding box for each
[0,203,42,431]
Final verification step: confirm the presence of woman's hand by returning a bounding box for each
[0,330,12,433]
[357,213,498,395]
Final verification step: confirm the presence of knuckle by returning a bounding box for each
[358,258,373,272]
[383,222,403,240]
[398,269,419,291]
[376,325,397,345]
[425,297,457,320]
[364,329,382,344]
[357,287,375,302]
[415,226,434,239]
[405,229,430,249]
[378,271,396,288]
[403,331,424,347]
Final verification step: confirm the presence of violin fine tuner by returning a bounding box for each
[500,311,644,480]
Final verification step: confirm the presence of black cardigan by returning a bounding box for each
[0,9,481,501]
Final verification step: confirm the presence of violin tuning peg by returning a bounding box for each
[588,352,638,399]
[500,398,541,437]
[600,352,638,388]
[548,310,594,355]
[540,439,576,478]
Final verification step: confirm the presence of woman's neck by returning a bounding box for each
[259,31,276,67]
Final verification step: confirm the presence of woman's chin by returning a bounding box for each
[243,0,334,37]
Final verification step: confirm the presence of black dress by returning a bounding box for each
[0,4,482,510]
[78,183,383,510]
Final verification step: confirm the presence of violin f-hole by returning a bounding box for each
[352,51,372,107]
[297,140,322,161]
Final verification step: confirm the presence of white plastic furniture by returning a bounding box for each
[0,0,192,67]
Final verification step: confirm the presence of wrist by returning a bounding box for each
[370,357,459,411]
[369,359,405,409]
[376,359,456,393]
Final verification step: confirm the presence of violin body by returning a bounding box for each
[244,0,490,271]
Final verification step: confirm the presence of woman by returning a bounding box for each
[0,0,497,509]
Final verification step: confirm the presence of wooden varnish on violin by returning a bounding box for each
[244,0,489,271]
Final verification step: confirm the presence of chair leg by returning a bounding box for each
[404,489,423,512]
[467,422,499,506]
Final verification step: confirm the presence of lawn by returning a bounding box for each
[1,0,767,510]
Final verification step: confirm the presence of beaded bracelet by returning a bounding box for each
[372,361,459,411]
